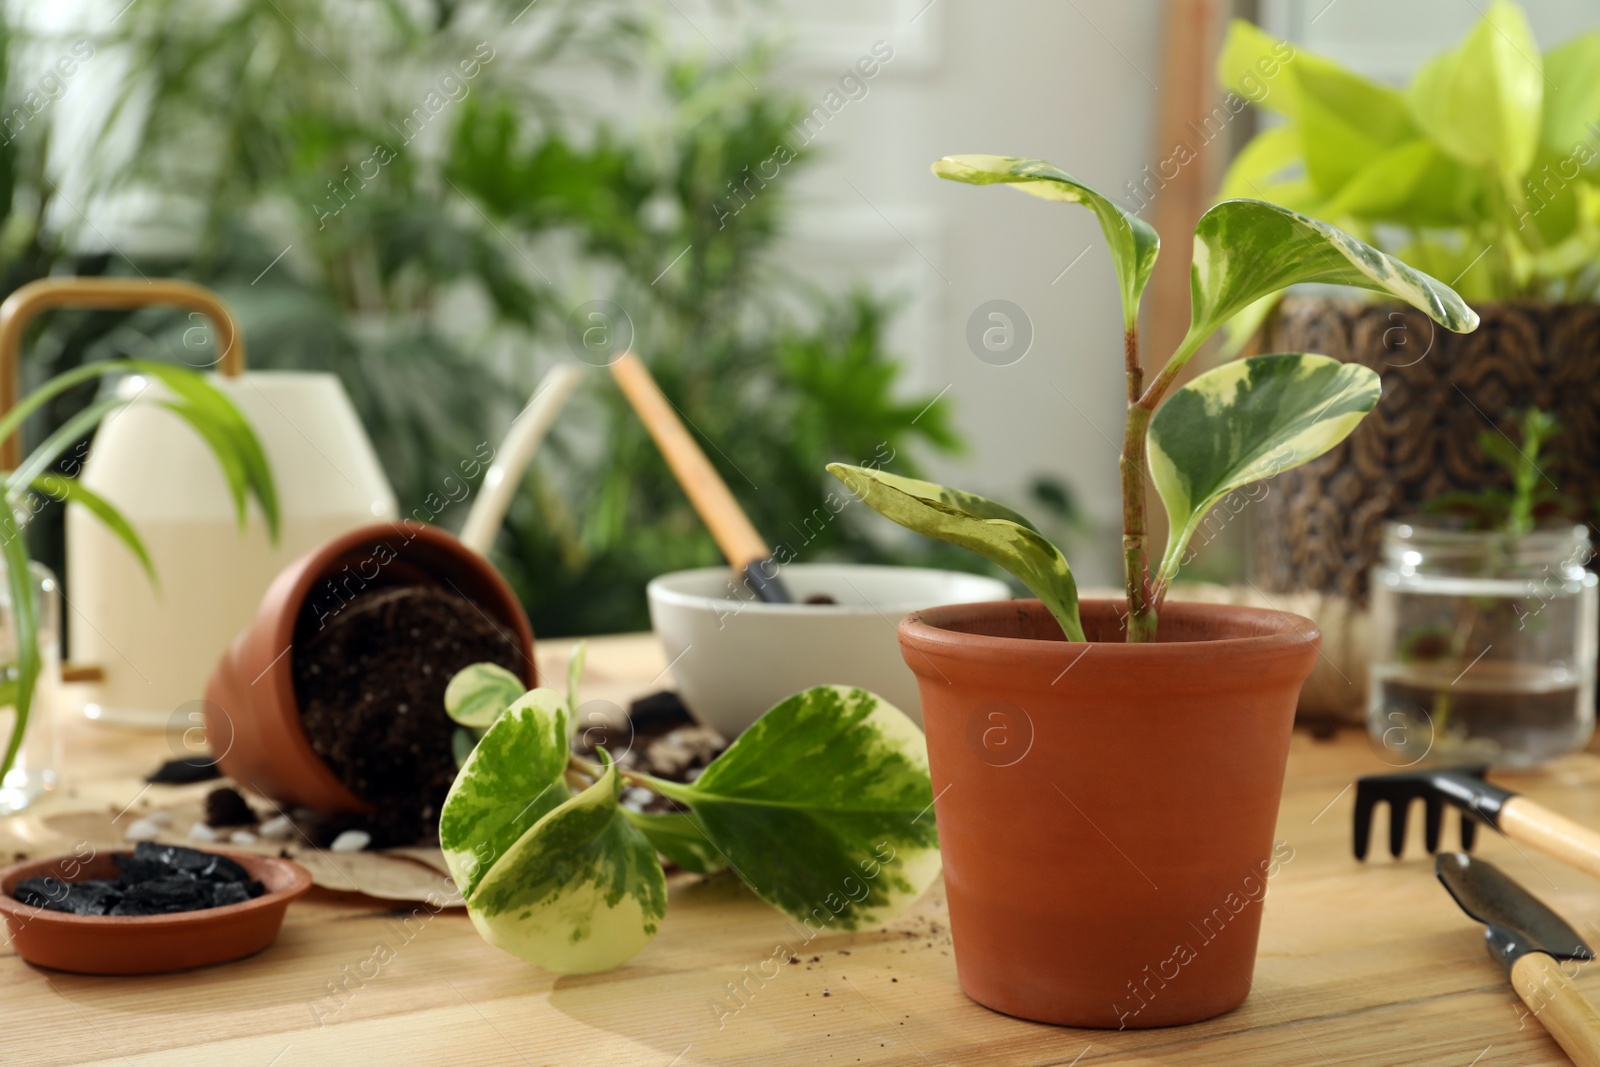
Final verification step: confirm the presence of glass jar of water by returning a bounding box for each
[1369,520,1598,768]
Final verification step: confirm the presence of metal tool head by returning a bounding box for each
[1353,766,1512,860]
[1436,852,1594,971]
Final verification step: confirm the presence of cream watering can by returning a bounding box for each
[0,277,397,727]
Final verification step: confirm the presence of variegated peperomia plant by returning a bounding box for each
[829,154,1482,642]
[438,648,941,973]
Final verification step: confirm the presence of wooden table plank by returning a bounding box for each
[5,633,1599,1066]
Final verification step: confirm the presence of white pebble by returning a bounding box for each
[187,823,217,842]
[230,830,258,845]
[258,814,294,840]
[330,830,371,852]
[147,810,175,827]
[123,818,160,841]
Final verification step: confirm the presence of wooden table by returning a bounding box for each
[7,633,1600,1066]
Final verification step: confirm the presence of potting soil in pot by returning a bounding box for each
[293,585,526,846]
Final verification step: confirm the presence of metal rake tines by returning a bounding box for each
[1352,767,1510,860]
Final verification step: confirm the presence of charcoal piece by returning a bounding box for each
[204,786,259,828]
[145,756,223,785]
[211,882,252,908]
[113,851,168,884]
[12,842,265,917]
[12,877,74,912]
[21,879,124,916]
[130,840,250,884]
[112,876,212,916]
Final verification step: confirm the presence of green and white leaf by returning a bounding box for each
[31,475,155,584]
[444,662,527,728]
[932,154,1158,330]
[1408,0,1542,180]
[451,727,477,769]
[566,640,587,715]
[1148,353,1380,585]
[625,810,728,875]
[647,686,941,932]
[466,752,667,975]
[828,463,1078,641]
[440,688,572,898]
[1187,199,1479,346]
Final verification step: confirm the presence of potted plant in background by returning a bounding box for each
[828,154,1477,1028]
[1218,2,1600,617]
[0,360,275,811]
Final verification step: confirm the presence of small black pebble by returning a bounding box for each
[145,756,223,785]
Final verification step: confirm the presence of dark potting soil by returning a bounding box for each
[575,690,728,815]
[293,585,525,847]
[204,786,258,828]
[12,842,265,917]
[146,756,223,785]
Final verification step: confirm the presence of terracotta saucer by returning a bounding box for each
[0,848,312,975]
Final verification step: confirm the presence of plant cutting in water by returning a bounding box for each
[0,361,277,779]
[1218,1,1600,346]
[1423,409,1573,534]
[828,154,1481,643]
[1398,409,1579,742]
[438,648,940,973]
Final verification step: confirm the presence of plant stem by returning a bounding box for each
[1123,326,1142,404]
[1121,327,1215,641]
[1120,324,1156,642]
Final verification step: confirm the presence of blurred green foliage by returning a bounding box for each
[1,0,969,635]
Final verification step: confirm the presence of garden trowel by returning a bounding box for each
[1435,852,1600,1066]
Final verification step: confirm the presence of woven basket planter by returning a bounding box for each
[1251,296,1600,605]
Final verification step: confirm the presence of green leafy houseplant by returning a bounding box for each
[437,651,939,974]
[829,155,1480,642]
[1220,1,1600,322]
[0,361,277,779]
[61,4,964,638]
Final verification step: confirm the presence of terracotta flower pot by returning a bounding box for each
[204,521,535,813]
[899,598,1318,1029]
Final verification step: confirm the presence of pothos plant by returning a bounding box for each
[438,648,941,974]
[829,155,1481,642]
[0,360,278,777]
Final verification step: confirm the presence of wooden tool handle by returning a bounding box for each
[609,353,770,570]
[1501,798,1600,881]
[1511,952,1600,1067]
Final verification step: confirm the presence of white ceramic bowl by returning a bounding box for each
[646,563,1012,736]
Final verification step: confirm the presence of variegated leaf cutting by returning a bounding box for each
[647,686,942,931]
[932,154,1159,329]
[1147,352,1381,585]
[440,683,667,974]
[827,462,1080,640]
[440,688,573,899]
[1188,199,1480,345]
[443,661,527,728]
[465,751,667,975]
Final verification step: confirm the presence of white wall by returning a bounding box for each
[1262,0,1595,79]
[758,0,1164,585]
